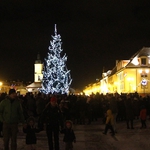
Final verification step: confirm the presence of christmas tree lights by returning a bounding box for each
[40,24,72,94]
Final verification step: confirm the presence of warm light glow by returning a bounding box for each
[102,73,107,77]
[100,78,109,94]
[124,73,127,77]
[145,69,149,74]
[138,69,142,74]
[0,82,2,86]
[35,64,43,73]
[131,57,139,65]
[132,86,136,91]
[127,77,134,81]
[83,48,150,95]
[114,82,118,85]
[34,64,43,82]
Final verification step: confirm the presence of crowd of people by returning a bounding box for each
[0,89,150,150]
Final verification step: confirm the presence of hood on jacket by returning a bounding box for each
[107,109,112,116]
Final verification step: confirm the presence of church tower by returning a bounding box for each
[34,53,43,82]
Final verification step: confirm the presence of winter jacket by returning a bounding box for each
[23,125,40,144]
[0,97,25,124]
[38,103,64,129]
[61,128,76,142]
[140,108,147,120]
[105,109,114,125]
[110,97,118,114]
[125,98,134,120]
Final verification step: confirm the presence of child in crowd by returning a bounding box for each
[140,105,147,129]
[103,109,115,136]
[61,120,76,150]
[23,116,40,150]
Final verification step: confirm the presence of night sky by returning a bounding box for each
[1,0,150,90]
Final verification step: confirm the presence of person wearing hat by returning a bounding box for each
[38,96,64,150]
[0,89,26,150]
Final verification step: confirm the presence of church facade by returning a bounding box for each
[26,53,43,93]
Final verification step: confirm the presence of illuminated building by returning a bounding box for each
[26,54,43,93]
[83,47,150,96]
[0,80,28,95]
[34,53,43,82]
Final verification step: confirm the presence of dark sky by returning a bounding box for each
[1,0,150,90]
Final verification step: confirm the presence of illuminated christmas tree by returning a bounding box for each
[40,24,72,94]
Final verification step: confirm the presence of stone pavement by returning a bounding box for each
[0,118,150,150]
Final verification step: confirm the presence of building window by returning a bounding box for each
[118,72,123,81]
[141,74,147,77]
[141,58,146,65]
[120,82,124,90]
[38,76,41,81]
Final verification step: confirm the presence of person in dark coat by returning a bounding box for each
[35,92,47,116]
[124,95,134,129]
[109,95,118,133]
[23,116,40,150]
[38,96,64,150]
[61,120,76,150]
[0,89,26,150]
[86,97,93,125]
[0,120,2,137]
[0,93,6,137]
